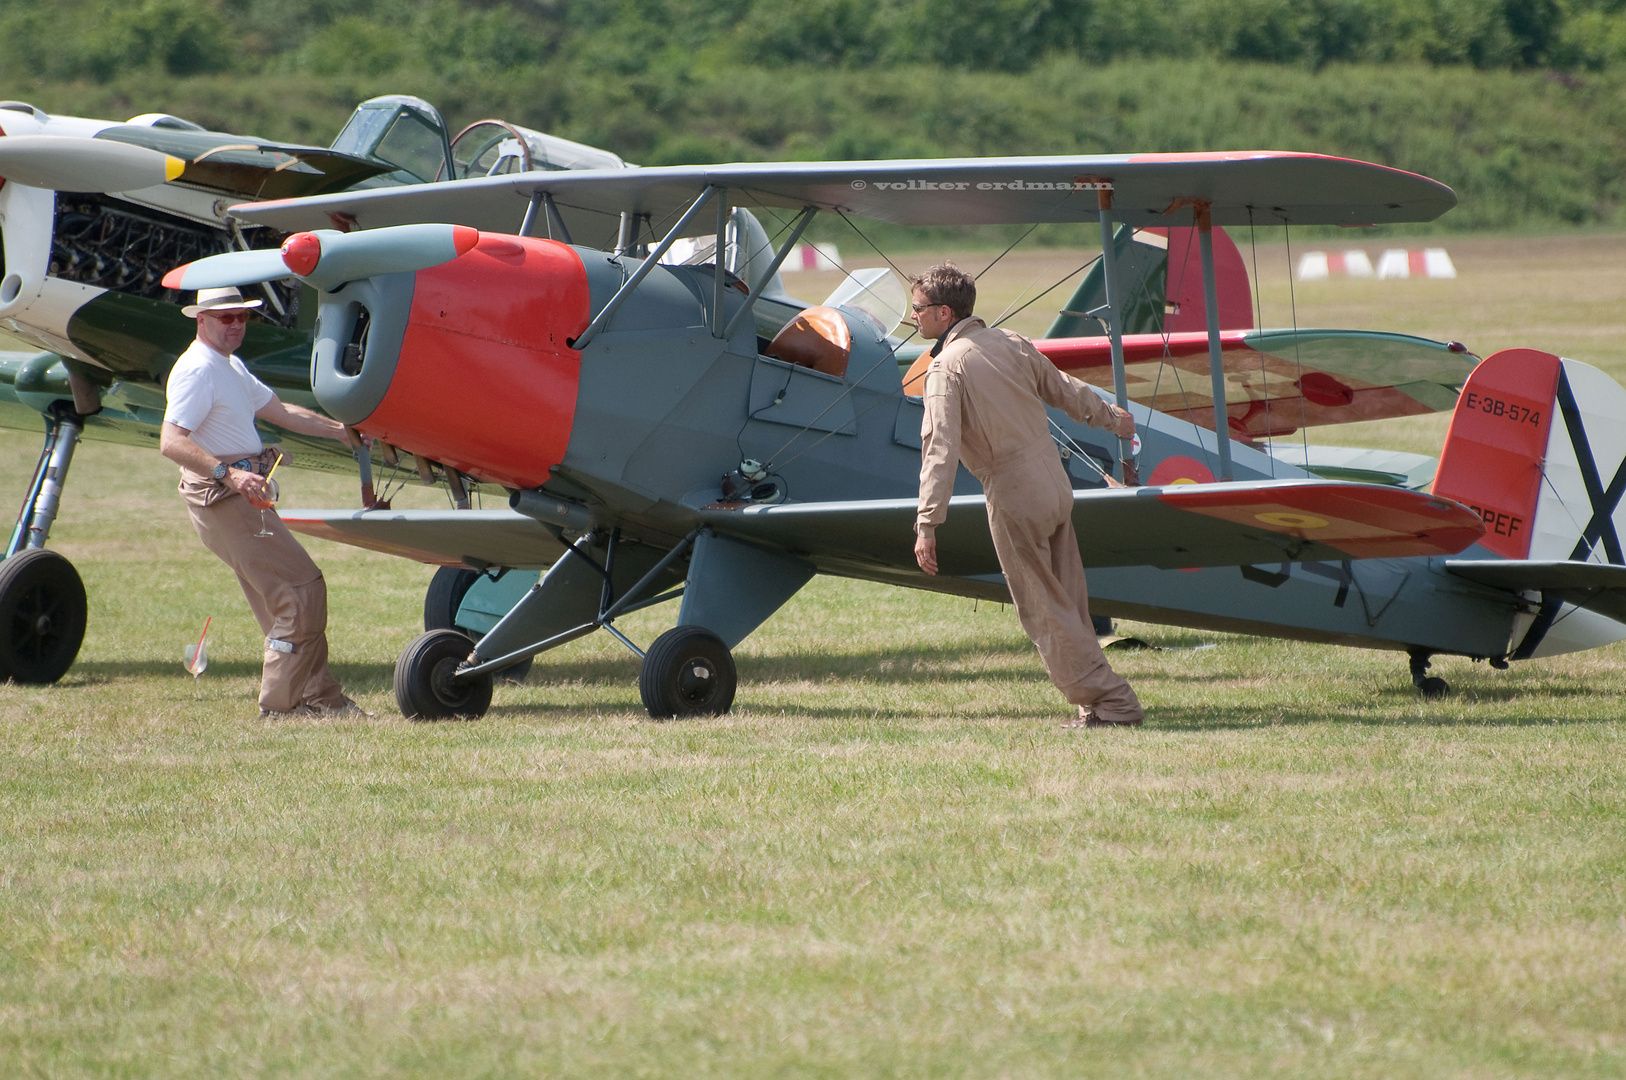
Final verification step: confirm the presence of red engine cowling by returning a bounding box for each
[359,234,590,490]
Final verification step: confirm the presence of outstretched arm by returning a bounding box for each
[255,398,350,443]
[1021,336,1135,438]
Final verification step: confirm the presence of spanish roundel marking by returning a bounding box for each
[1148,455,1216,487]
[1256,511,1330,530]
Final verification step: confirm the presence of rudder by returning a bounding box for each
[1434,348,1626,564]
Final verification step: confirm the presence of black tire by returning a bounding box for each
[424,567,530,682]
[394,629,493,720]
[0,549,86,684]
[423,567,481,631]
[639,626,736,719]
[1091,614,1113,637]
[1418,676,1449,701]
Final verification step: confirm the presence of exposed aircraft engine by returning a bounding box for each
[50,193,300,327]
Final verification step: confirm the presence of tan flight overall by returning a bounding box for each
[918,319,1144,724]
[179,449,348,714]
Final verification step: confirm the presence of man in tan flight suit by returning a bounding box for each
[912,264,1144,727]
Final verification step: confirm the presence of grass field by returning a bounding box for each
[2,232,1624,1077]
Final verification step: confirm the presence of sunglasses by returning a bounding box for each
[204,310,252,325]
[910,302,943,313]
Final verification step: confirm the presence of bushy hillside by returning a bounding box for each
[3,0,1624,233]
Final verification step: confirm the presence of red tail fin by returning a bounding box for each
[1154,225,1254,334]
[1432,349,1562,559]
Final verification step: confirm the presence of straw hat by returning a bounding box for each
[182,287,264,318]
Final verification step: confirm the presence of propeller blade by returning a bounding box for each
[0,135,184,193]
[162,224,480,293]
[284,224,480,291]
[161,249,291,291]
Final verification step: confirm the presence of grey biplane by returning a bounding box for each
[161,148,1583,719]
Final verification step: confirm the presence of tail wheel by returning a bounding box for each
[639,626,736,719]
[394,629,493,720]
[0,549,87,684]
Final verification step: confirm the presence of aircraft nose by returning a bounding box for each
[309,234,591,490]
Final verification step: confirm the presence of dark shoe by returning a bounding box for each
[1066,706,1144,728]
[1084,711,1143,728]
[258,704,320,719]
[321,697,375,718]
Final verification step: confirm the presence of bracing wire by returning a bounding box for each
[1280,219,1313,463]
[1048,415,1115,484]
[833,209,915,284]
[1247,210,1276,478]
[977,222,1043,284]
[1147,224,1223,478]
[988,258,1095,331]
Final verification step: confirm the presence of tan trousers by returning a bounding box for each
[180,465,347,713]
[983,444,1143,722]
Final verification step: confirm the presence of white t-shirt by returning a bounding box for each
[163,340,275,457]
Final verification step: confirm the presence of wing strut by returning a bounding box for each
[572,185,724,351]
[1092,183,1137,485]
[713,195,730,338]
[721,204,817,339]
[1183,198,1235,481]
[518,191,545,237]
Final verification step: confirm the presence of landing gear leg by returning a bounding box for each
[422,566,533,683]
[1408,647,1448,700]
[0,404,88,683]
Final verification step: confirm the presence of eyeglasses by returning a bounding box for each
[910,302,942,313]
[204,310,252,324]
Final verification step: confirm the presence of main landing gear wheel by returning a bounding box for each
[423,566,479,631]
[0,549,87,684]
[422,566,532,684]
[394,629,493,720]
[1408,647,1449,700]
[639,626,736,719]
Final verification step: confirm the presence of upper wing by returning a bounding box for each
[231,151,1457,239]
[1033,329,1475,437]
[701,479,1484,580]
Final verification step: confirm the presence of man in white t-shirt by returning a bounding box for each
[161,287,367,718]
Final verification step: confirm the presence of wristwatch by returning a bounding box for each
[210,462,228,481]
